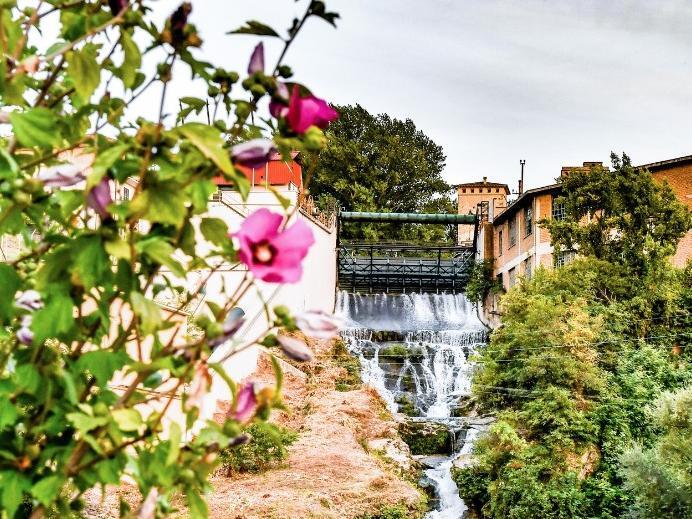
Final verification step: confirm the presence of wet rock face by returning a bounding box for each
[399,420,454,456]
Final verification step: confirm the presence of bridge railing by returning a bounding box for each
[337,242,475,294]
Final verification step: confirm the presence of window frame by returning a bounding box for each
[524,205,533,237]
[498,229,503,255]
[552,196,566,221]
[508,217,517,248]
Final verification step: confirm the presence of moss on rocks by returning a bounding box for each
[395,394,419,417]
[399,420,452,455]
[332,339,361,391]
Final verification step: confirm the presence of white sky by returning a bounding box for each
[45,0,692,190]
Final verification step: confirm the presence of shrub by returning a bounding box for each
[219,423,298,475]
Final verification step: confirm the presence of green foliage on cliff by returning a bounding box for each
[456,259,691,518]
[620,386,692,518]
[219,423,298,475]
[307,104,456,243]
[465,259,503,303]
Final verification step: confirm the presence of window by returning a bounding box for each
[555,249,576,267]
[524,257,532,278]
[470,188,475,193]
[496,274,505,292]
[461,188,466,193]
[495,188,500,193]
[552,197,566,221]
[211,189,221,202]
[524,206,533,236]
[508,267,517,287]
[122,187,130,201]
[508,217,517,248]
[498,230,503,255]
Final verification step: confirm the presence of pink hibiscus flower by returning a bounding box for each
[285,86,339,134]
[233,208,314,283]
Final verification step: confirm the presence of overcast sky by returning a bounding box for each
[129,1,692,189]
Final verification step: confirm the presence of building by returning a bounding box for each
[492,183,563,290]
[455,177,509,244]
[637,155,692,267]
[471,156,690,307]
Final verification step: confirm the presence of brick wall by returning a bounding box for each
[651,166,692,267]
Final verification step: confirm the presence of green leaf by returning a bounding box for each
[0,264,20,323]
[77,349,131,387]
[9,108,60,148]
[0,399,18,431]
[200,217,229,246]
[0,471,31,518]
[15,364,40,395]
[0,148,19,181]
[228,20,280,37]
[89,143,130,188]
[95,457,125,485]
[66,46,100,100]
[31,475,65,507]
[136,237,185,277]
[180,96,207,111]
[72,236,108,289]
[32,293,75,343]
[270,354,284,394]
[111,408,142,432]
[187,489,208,519]
[268,186,291,210]
[166,422,181,465]
[60,371,78,404]
[188,179,216,213]
[130,185,187,228]
[67,412,108,433]
[209,362,236,400]
[120,31,141,88]
[177,123,234,174]
[130,292,162,335]
[105,237,131,260]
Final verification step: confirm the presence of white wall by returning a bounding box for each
[196,185,337,420]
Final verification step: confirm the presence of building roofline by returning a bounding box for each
[455,181,509,188]
[493,183,561,225]
[636,154,692,171]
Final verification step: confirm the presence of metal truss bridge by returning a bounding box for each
[336,211,478,294]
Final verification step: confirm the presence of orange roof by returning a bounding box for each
[213,152,302,188]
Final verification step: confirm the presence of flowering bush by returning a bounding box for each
[0,1,340,516]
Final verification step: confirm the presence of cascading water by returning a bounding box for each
[337,291,488,519]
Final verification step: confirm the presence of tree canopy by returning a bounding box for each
[307,104,457,242]
[546,153,691,276]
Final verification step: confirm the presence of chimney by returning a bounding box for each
[483,176,487,184]
[519,160,525,195]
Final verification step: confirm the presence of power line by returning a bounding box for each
[344,332,692,356]
[365,374,680,404]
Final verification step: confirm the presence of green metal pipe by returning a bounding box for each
[339,211,476,224]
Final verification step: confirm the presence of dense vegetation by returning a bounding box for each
[307,104,457,243]
[219,423,298,475]
[456,154,691,518]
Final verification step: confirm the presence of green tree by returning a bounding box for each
[545,153,691,276]
[456,259,691,518]
[620,386,692,519]
[307,104,456,242]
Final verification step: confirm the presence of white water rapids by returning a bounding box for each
[336,291,488,519]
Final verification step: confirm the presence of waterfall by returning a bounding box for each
[337,291,488,519]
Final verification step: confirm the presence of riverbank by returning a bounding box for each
[205,339,427,518]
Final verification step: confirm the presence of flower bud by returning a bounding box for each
[277,335,314,362]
